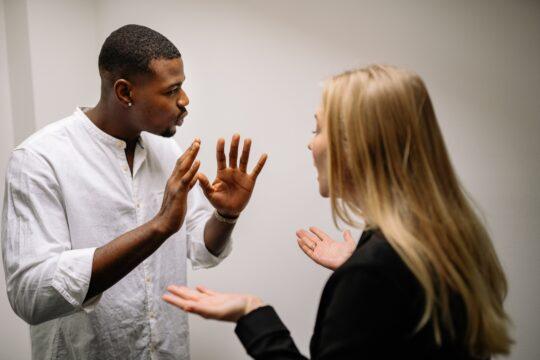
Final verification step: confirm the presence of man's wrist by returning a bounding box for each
[149,217,174,239]
[214,209,240,224]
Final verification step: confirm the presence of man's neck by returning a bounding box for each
[86,101,140,148]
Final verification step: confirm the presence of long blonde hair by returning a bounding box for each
[324,65,512,357]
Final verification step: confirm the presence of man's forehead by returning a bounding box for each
[148,57,185,83]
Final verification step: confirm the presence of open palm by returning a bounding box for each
[297,227,356,270]
[163,285,261,323]
[198,134,267,218]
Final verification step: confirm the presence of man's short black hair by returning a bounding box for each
[98,24,181,79]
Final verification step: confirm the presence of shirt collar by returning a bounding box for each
[76,107,144,150]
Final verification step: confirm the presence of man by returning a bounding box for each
[1,24,267,359]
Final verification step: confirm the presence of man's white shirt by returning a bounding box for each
[1,108,232,359]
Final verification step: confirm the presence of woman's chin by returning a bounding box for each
[318,185,330,198]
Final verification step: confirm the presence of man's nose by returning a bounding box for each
[178,90,189,107]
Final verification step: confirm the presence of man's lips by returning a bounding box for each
[176,110,188,125]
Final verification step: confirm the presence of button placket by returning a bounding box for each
[132,178,144,224]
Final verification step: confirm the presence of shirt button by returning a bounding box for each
[116,141,124,149]
[122,165,128,172]
[145,276,151,283]
[136,202,140,209]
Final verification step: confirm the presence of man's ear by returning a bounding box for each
[114,79,133,108]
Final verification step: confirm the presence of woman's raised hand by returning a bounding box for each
[297,227,356,271]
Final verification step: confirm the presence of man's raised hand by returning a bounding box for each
[154,138,201,235]
[198,134,267,218]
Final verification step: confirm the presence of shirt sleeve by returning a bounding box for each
[185,183,232,269]
[233,266,405,359]
[235,306,307,359]
[1,149,100,326]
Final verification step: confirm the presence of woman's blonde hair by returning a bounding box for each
[324,64,512,357]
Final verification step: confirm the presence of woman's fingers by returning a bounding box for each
[343,230,355,244]
[297,237,315,257]
[309,227,332,242]
[297,229,320,245]
[167,285,204,301]
[162,294,203,314]
[196,285,217,296]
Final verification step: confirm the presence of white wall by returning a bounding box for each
[26,0,100,129]
[1,1,539,359]
[0,1,32,359]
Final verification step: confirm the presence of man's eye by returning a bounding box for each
[167,88,180,96]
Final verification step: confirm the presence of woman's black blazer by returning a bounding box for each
[234,230,481,359]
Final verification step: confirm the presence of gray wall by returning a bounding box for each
[1,1,539,359]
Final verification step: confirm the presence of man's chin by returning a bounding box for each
[159,126,177,138]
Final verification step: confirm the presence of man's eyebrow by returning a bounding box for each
[165,79,185,89]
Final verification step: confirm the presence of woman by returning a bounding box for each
[163,65,513,359]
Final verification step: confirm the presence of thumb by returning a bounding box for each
[197,173,214,197]
[343,230,355,244]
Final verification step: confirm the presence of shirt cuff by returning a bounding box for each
[235,305,289,351]
[51,247,100,312]
[188,217,233,270]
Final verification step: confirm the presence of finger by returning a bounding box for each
[196,285,218,296]
[296,229,320,244]
[343,230,355,244]
[238,138,251,173]
[197,173,214,196]
[180,160,200,189]
[296,230,317,250]
[216,138,226,171]
[188,174,199,189]
[161,294,190,311]
[297,237,315,258]
[228,134,240,168]
[167,285,203,301]
[309,226,332,242]
[173,140,200,179]
[174,138,200,171]
[163,294,195,311]
[250,153,268,180]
